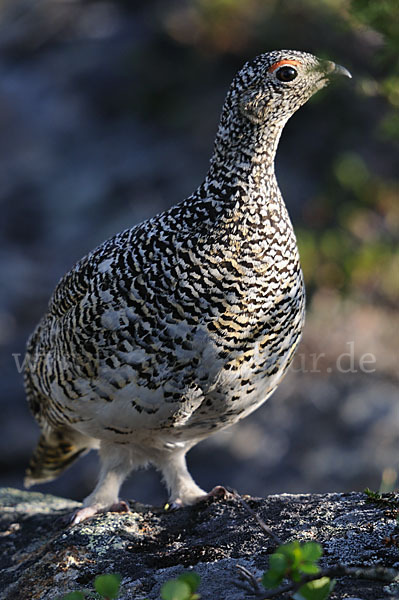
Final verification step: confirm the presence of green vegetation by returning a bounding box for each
[60,572,201,600]
[61,574,121,600]
[297,0,398,305]
[61,542,334,599]
[160,572,201,600]
[365,487,399,518]
[262,541,334,600]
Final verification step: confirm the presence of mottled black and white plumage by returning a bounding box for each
[24,50,351,522]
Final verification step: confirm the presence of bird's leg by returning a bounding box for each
[158,450,207,508]
[70,442,132,524]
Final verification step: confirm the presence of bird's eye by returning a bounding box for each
[275,66,298,82]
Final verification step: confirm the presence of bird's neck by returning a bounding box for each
[196,114,297,265]
[204,117,287,202]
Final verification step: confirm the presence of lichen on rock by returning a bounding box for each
[0,488,397,600]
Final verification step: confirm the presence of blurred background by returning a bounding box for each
[0,0,397,504]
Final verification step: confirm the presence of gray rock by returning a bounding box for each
[0,488,397,600]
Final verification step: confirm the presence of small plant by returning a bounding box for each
[292,576,335,600]
[160,572,201,600]
[365,488,399,518]
[262,541,335,600]
[61,571,200,600]
[62,594,87,600]
[62,574,121,600]
[94,575,121,599]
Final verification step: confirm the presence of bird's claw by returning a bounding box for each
[201,485,234,501]
[68,500,130,525]
[165,485,233,511]
[108,500,130,514]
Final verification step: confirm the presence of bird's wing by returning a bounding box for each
[25,197,224,431]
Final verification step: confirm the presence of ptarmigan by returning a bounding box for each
[24,50,351,523]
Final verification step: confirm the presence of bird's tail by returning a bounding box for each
[24,431,89,487]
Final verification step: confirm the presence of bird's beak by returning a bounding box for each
[332,63,352,78]
[324,61,352,79]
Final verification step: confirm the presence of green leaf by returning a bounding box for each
[278,541,302,569]
[177,572,200,593]
[299,563,321,576]
[94,574,121,599]
[62,593,85,600]
[262,569,284,589]
[364,487,381,500]
[300,542,323,563]
[277,541,298,557]
[269,552,288,573]
[161,580,191,600]
[293,577,335,600]
[265,541,325,587]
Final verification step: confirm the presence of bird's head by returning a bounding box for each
[226,49,351,127]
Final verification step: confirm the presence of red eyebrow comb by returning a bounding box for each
[268,59,302,73]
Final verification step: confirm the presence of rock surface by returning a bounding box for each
[0,488,398,600]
